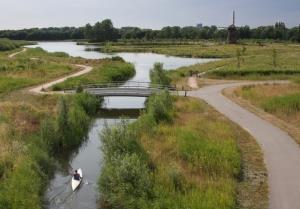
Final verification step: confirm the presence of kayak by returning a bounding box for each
[71,168,83,191]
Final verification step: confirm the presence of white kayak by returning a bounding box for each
[71,168,83,191]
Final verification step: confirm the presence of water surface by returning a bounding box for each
[29,41,216,209]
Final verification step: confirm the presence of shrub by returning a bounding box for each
[101,120,145,161]
[40,118,59,154]
[111,56,124,62]
[99,154,154,209]
[0,159,42,209]
[150,63,171,86]
[67,104,90,146]
[74,93,102,115]
[147,91,174,123]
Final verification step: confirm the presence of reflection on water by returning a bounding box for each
[30,42,217,209]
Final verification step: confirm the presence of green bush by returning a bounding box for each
[67,104,90,146]
[99,154,154,209]
[150,63,171,86]
[0,38,29,51]
[0,158,42,209]
[111,56,125,62]
[147,91,174,123]
[209,69,300,78]
[40,93,102,153]
[74,93,102,115]
[101,120,146,161]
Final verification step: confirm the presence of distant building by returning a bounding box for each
[228,11,238,44]
[196,23,203,29]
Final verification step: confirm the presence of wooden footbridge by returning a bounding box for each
[63,81,178,97]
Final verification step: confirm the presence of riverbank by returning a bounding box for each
[98,92,267,209]
[168,42,300,82]
[98,65,267,209]
[0,47,137,209]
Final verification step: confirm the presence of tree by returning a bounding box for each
[84,24,94,40]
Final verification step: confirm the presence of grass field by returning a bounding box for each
[0,47,78,94]
[168,43,300,81]
[234,83,300,128]
[52,59,135,91]
[0,92,101,209]
[86,41,300,81]
[99,93,268,209]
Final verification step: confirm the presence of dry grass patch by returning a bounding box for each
[234,83,300,126]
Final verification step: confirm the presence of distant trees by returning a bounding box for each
[89,19,119,42]
[0,20,299,43]
[0,27,84,40]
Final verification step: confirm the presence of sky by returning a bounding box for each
[0,0,299,30]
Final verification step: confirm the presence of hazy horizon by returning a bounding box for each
[1,0,299,30]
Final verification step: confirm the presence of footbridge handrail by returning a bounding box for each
[63,81,177,91]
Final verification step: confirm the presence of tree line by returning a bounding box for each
[0,19,299,42]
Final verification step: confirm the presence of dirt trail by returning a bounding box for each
[7,49,93,94]
[189,81,300,209]
[8,48,27,58]
[29,65,93,94]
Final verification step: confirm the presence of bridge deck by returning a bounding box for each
[63,82,179,97]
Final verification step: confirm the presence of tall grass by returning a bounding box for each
[0,93,102,209]
[98,93,245,209]
[0,38,31,51]
[262,93,300,114]
[0,48,75,94]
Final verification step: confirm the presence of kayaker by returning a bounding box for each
[73,170,81,181]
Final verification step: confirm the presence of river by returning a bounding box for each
[28,41,215,209]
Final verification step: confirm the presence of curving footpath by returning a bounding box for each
[29,65,93,94]
[8,48,27,58]
[7,48,93,94]
[189,82,300,209]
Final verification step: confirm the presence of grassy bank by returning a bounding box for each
[0,47,78,94]
[0,92,101,209]
[83,40,295,59]
[52,59,135,91]
[98,91,267,209]
[168,43,300,81]
[0,46,136,209]
[0,38,33,51]
[235,83,300,128]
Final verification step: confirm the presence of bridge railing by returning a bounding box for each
[63,81,177,92]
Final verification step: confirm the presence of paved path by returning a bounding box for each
[8,48,27,58]
[187,77,199,89]
[189,82,300,209]
[29,65,92,94]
